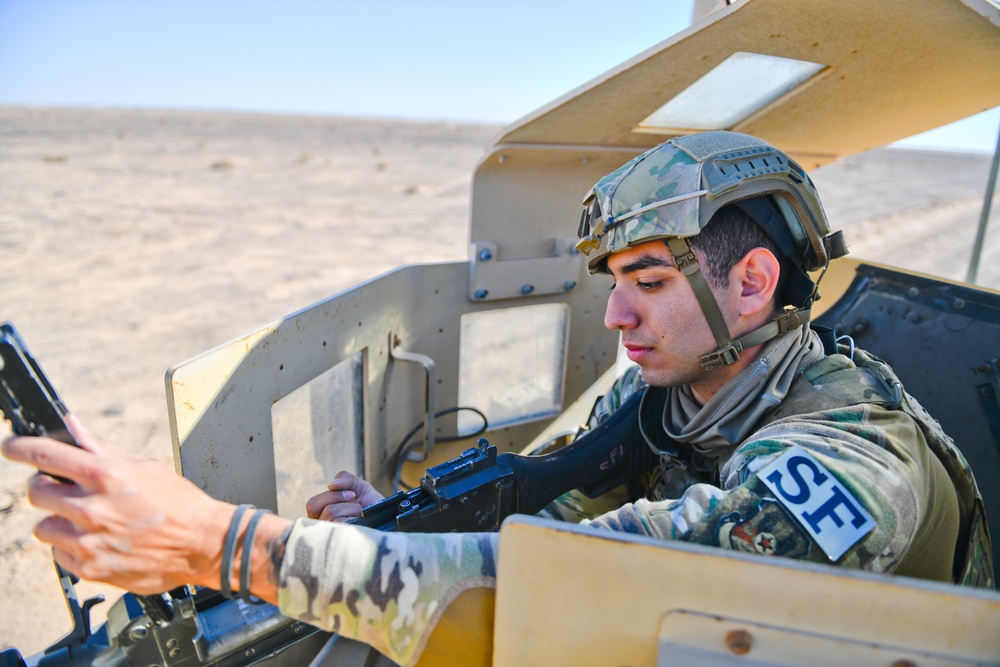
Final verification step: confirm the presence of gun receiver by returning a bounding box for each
[0,322,77,447]
[354,386,666,532]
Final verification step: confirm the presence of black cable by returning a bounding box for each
[389,406,488,491]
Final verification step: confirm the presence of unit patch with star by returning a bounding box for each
[758,445,876,561]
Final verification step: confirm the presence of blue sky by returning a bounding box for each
[1,0,997,153]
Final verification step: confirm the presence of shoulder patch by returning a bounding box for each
[758,445,875,561]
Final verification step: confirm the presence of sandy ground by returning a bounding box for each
[0,106,997,655]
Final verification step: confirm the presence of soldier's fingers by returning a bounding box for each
[305,491,334,519]
[319,502,363,522]
[306,489,358,519]
[3,435,104,489]
[65,414,139,460]
[34,514,84,555]
[27,472,92,525]
[327,471,362,491]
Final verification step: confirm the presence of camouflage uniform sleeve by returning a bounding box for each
[585,404,944,576]
[538,366,649,523]
[277,519,499,666]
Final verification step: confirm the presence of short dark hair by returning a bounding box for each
[687,202,791,308]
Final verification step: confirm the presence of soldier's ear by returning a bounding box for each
[734,247,781,317]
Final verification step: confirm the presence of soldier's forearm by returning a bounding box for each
[215,509,293,605]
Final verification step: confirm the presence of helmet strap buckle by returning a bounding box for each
[775,308,811,334]
[666,238,699,276]
[700,344,742,371]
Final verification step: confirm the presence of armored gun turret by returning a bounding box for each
[5,0,1000,665]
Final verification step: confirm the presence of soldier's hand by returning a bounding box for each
[306,470,383,522]
[1,415,234,594]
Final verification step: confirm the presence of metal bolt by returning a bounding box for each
[521,284,535,295]
[461,496,470,504]
[474,289,488,300]
[245,648,256,658]
[128,625,148,642]
[725,629,753,655]
[478,248,493,261]
[399,499,411,509]
[908,287,920,298]
[293,624,303,634]
[564,280,577,291]
[953,298,965,309]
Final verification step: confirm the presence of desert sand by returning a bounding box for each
[1,105,997,655]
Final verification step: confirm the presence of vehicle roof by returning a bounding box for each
[491,0,1000,170]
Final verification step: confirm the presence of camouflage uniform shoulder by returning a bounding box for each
[590,365,647,428]
[761,346,993,588]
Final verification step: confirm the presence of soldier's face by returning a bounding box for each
[603,240,737,397]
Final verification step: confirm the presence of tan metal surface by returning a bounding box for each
[166,261,615,504]
[494,516,1000,667]
[491,0,1000,166]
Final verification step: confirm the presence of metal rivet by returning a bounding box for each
[908,287,920,298]
[478,248,492,261]
[564,280,577,291]
[166,638,178,649]
[725,629,753,655]
[521,284,534,295]
[399,499,411,508]
[128,625,148,641]
[245,648,256,658]
[474,289,488,300]
[293,624,303,634]
[169,649,182,659]
[953,298,965,309]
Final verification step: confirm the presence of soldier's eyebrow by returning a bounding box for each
[618,255,674,275]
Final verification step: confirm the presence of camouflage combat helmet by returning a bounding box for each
[577,131,848,370]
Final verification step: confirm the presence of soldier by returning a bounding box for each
[3,131,993,667]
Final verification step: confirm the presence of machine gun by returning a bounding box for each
[1,321,667,667]
[352,385,665,532]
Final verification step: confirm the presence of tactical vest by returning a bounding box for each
[750,344,994,589]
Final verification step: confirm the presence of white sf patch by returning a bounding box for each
[759,445,875,561]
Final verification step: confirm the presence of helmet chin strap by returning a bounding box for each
[665,238,812,371]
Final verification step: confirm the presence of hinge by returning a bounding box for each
[469,237,584,302]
